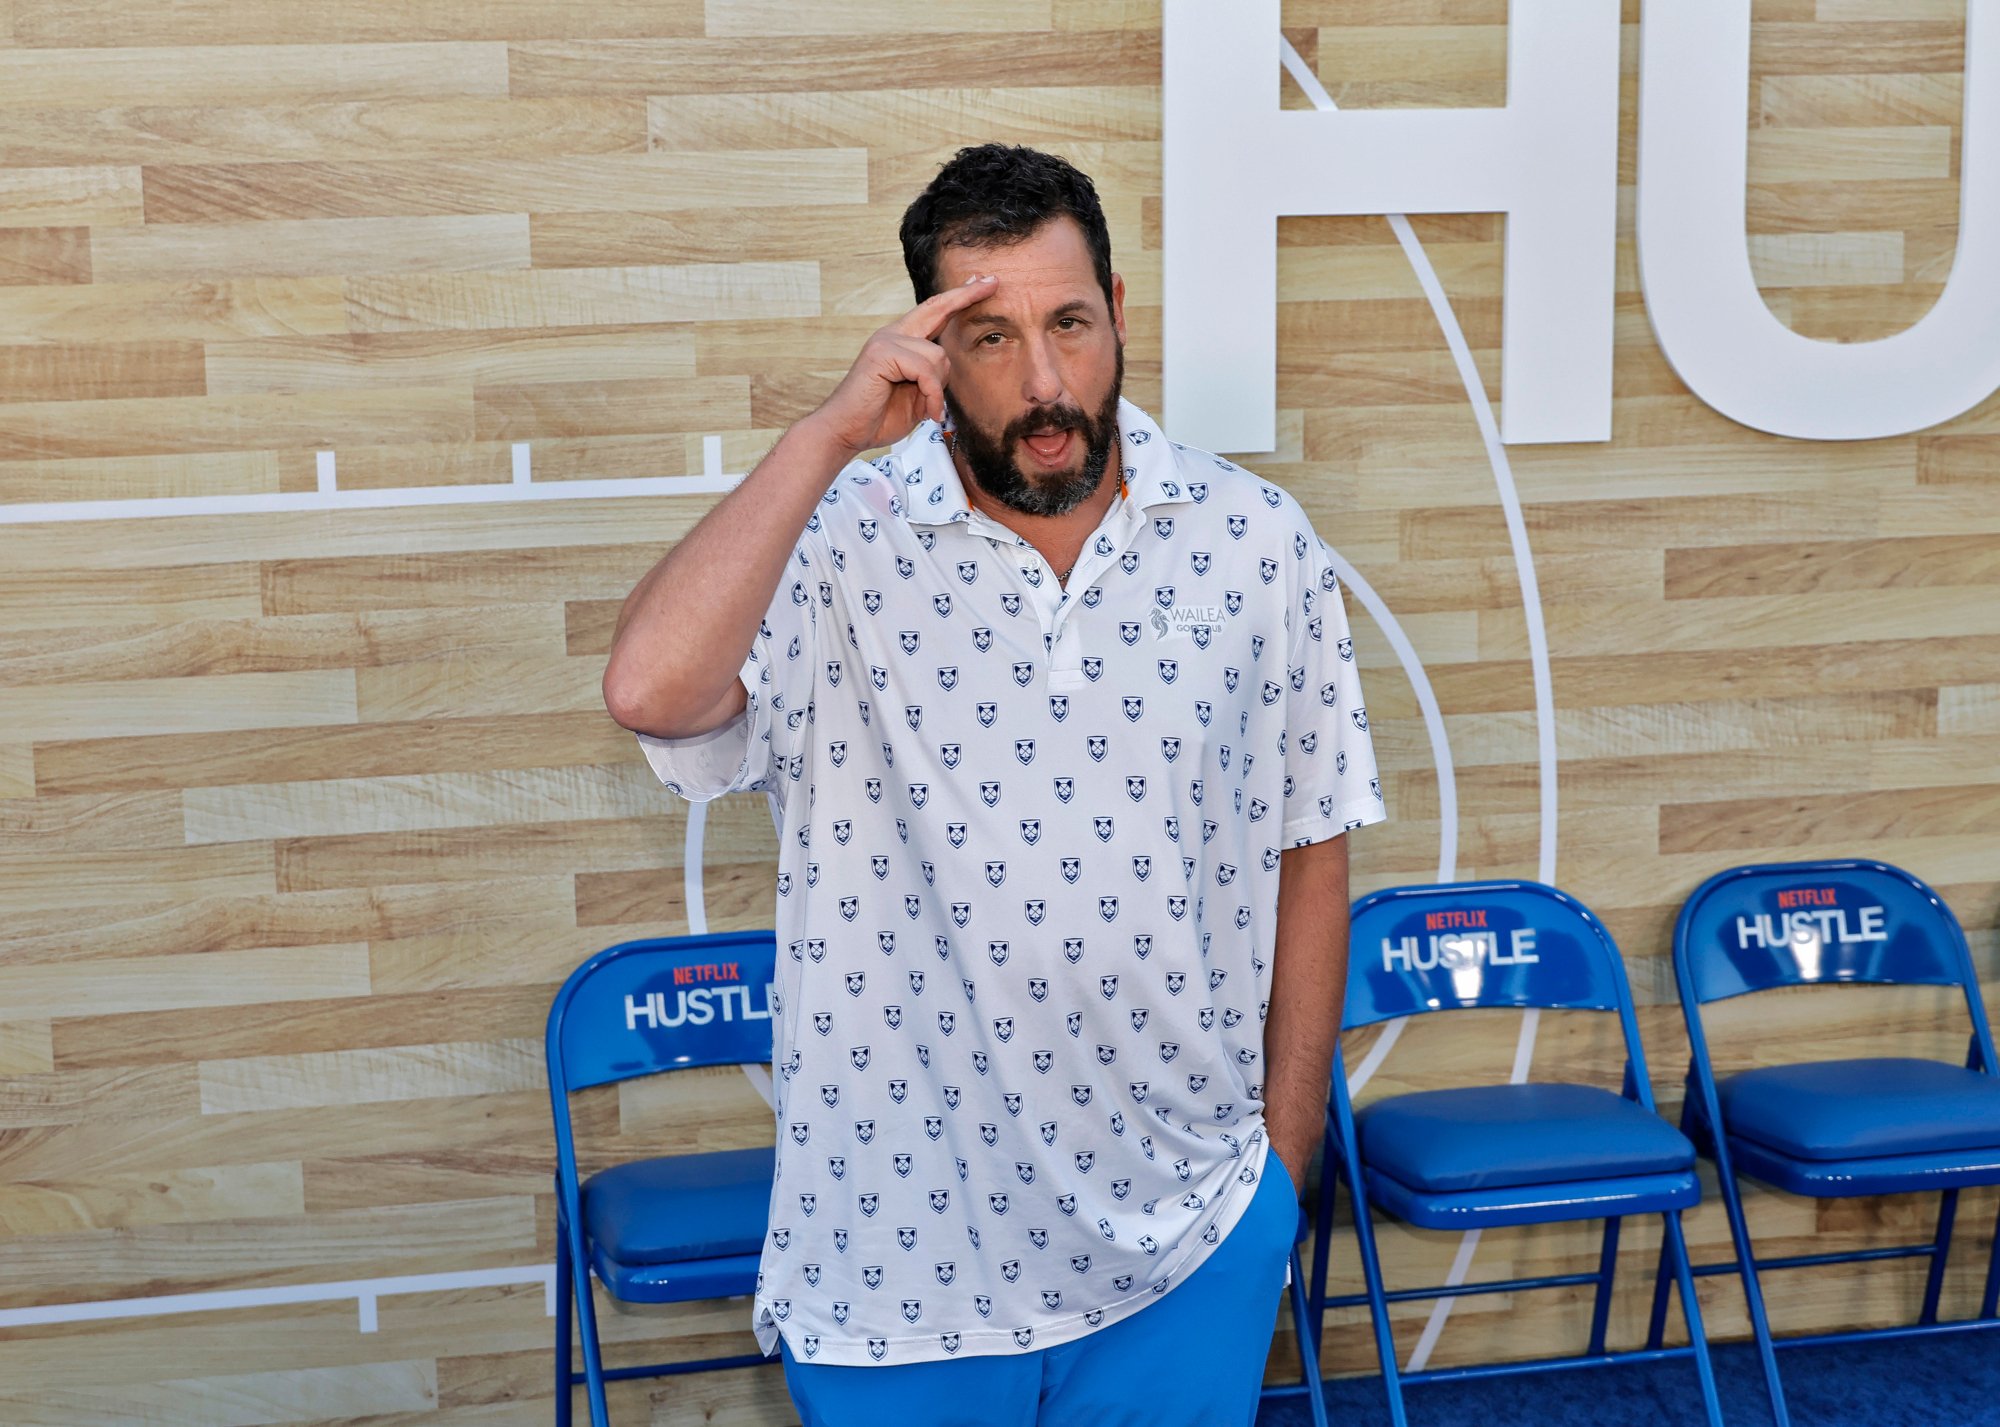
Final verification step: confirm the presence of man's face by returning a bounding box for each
[932,216,1128,519]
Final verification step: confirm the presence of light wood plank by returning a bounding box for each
[0,387,474,462]
[0,43,510,109]
[0,745,34,799]
[511,32,1161,96]
[649,86,1156,151]
[1749,125,1953,182]
[0,944,370,1019]
[345,262,821,332]
[0,671,356,741]
[33,712,629,795]
[94,214,534,283]
[205,326,698,396]
[0,98,646,169]
[704,0,1053,35]
[0,276,346,343]
[0,1360,436,1427]
[0,164,141,229]
[1746,230,1905,287]
[184,763,667,844]
[10,0,703,45]
[199,1041,544,1114]
[144,152,866,222]
[0,1162,306,1236]
[0,1020,55,1075]
[0,607,567,689]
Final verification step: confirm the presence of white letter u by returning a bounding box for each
[1639,0,2000,438]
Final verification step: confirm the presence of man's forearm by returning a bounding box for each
[602,415,850,736]
[1260,834,1352,1196]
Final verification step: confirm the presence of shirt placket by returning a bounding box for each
[966,493,1143,692]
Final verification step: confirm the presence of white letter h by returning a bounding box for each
[1162,0,1622,453]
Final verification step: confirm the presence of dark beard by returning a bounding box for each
[944,342,1124,519]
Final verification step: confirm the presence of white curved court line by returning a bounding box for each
[1280,37,1559,1373]
[678,776,780,1110]
[1318,551,1461,1096]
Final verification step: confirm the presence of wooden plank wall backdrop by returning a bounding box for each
[0,0,1995,1421]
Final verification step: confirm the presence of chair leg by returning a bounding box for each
[555,1226,574,1427]
[569,1227,615,1427]
[1920,1188,1960,1325]
[1345,1176,1411,1427]
[1309,1112,1339,1354]
[1645,1224,1675,1351]
[1664,1210,1726,1427]
[1713,1162,1791,1427]
[1587,1216,1621,1357]
[1982,1191,2000,1319]
[1287,1244,1332,1427]
[1649,1093,1696,1352]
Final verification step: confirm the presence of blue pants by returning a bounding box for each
[779,1146,1300,1427]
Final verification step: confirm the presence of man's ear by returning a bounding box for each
[1111,272,1127,344]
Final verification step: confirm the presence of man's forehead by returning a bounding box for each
[942,257,1103,325]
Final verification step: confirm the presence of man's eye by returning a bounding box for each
[980,332,1004,346]
[1057,318,1081,330]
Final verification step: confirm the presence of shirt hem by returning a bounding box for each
[1282,796,1387,845]
[762,1137,1277,1368]
[634,663,762,802]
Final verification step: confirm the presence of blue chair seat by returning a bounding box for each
[1724,1136,2000,1198]
[1717,1058,2000,1162]
[581,1145,775,1266]
[1357,1083,1696,1193]
[1366,1168,1701,1231]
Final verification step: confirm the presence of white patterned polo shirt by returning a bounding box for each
[636,397,1385,1366]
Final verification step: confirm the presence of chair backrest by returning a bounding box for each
[546,930,779,1097]
[1674,859,1994,1068]
[1345,879,1656,1100]
[1675,859,1977,1003]
[1349,879,1634,1022]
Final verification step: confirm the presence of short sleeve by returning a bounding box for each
[1280,532,1386,846]
[635,529,820,810]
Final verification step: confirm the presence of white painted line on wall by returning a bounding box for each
[704,434,725,480]
[512,441,532,485]
[1281,36,1560,1374]
[315,449,337,495]
[0,1266,557,1334]
[0,472,743,525]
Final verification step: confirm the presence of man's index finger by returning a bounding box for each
[898,274,996,339]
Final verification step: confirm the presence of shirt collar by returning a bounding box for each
[893,398,1192,528]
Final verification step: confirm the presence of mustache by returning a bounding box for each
[1007,408,1089,440]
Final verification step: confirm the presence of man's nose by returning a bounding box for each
[1020,334,1065,406]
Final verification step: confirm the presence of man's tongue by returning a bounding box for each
[1024,430,1069,458]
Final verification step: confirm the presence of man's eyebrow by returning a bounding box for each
[963,300,1095,329]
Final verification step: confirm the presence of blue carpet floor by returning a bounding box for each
[1256,1331,2000,1427]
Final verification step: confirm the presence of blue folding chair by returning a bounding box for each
[546,930,780,1427]
[1660,858,2000,1427]
[1307,880,1725,1427]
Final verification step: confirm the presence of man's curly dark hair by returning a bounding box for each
[899,144,1115,312]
